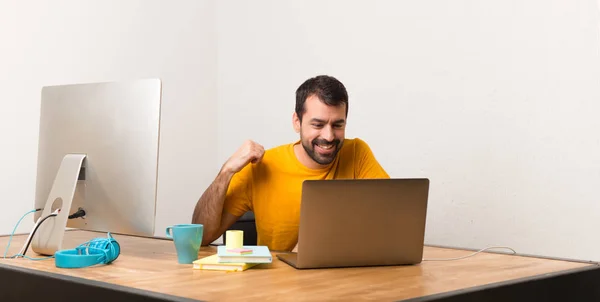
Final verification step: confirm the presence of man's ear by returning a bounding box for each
[292,112,301,133]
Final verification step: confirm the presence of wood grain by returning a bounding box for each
[0,230,594,301]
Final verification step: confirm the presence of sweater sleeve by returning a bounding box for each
[222,164,253,217]
[355,138,390,179]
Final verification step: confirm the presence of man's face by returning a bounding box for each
[294,95,346,166]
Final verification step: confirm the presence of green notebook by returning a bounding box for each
[217,245,273,263]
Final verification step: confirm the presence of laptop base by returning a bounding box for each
[276,253,300,269]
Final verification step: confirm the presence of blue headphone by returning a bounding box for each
[54,233,120,268]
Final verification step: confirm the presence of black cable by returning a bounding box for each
[21,213,57,257]
[68,208,86,219]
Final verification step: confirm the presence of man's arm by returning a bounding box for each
[191,140,265,246]
[192,169,240,246]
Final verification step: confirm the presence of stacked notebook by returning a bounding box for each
[193,245,272,272]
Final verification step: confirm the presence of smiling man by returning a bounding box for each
[192,75,389,251]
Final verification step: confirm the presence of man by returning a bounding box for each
[192,75,389,251]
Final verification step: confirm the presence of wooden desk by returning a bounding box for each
[1,230,599,301]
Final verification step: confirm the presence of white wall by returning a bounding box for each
[0,0,218,238]
[217,0,600,261]
[4,0,600,262]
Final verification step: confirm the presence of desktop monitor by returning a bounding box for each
[31,79,162,255]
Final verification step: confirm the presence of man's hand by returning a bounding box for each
[221,140,265,174]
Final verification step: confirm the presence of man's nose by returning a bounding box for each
[321,126,334,141]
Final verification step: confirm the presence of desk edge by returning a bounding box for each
[0,262,202,302]
[399,263,600,302]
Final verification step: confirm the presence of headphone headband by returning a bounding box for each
[54,233,120,268]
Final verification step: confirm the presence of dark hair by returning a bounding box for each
[295,75,348,121]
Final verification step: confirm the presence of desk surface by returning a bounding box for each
[0,230,596,301]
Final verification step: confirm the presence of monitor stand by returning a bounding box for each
[31,154,86,256]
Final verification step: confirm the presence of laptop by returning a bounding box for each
[277,178,429,269]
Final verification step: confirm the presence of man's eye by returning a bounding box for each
[333,124,344,128]
[312,124,323,128]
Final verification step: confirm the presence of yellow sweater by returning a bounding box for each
[223,138,389,251]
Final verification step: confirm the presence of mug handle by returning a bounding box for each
[166,226,173,238]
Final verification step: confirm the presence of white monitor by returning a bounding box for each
[31,79,162,255]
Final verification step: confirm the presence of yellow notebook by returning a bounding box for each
[193,254,259,272]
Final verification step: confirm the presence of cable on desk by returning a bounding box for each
[19,211,59,257]
[3,209,42,259]
[12,254,55,260]
[422,246,517,261]
[15,209,58,257]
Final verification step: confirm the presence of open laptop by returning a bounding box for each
[277,178,429,269]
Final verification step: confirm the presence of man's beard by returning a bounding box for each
[301,136,343,165]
